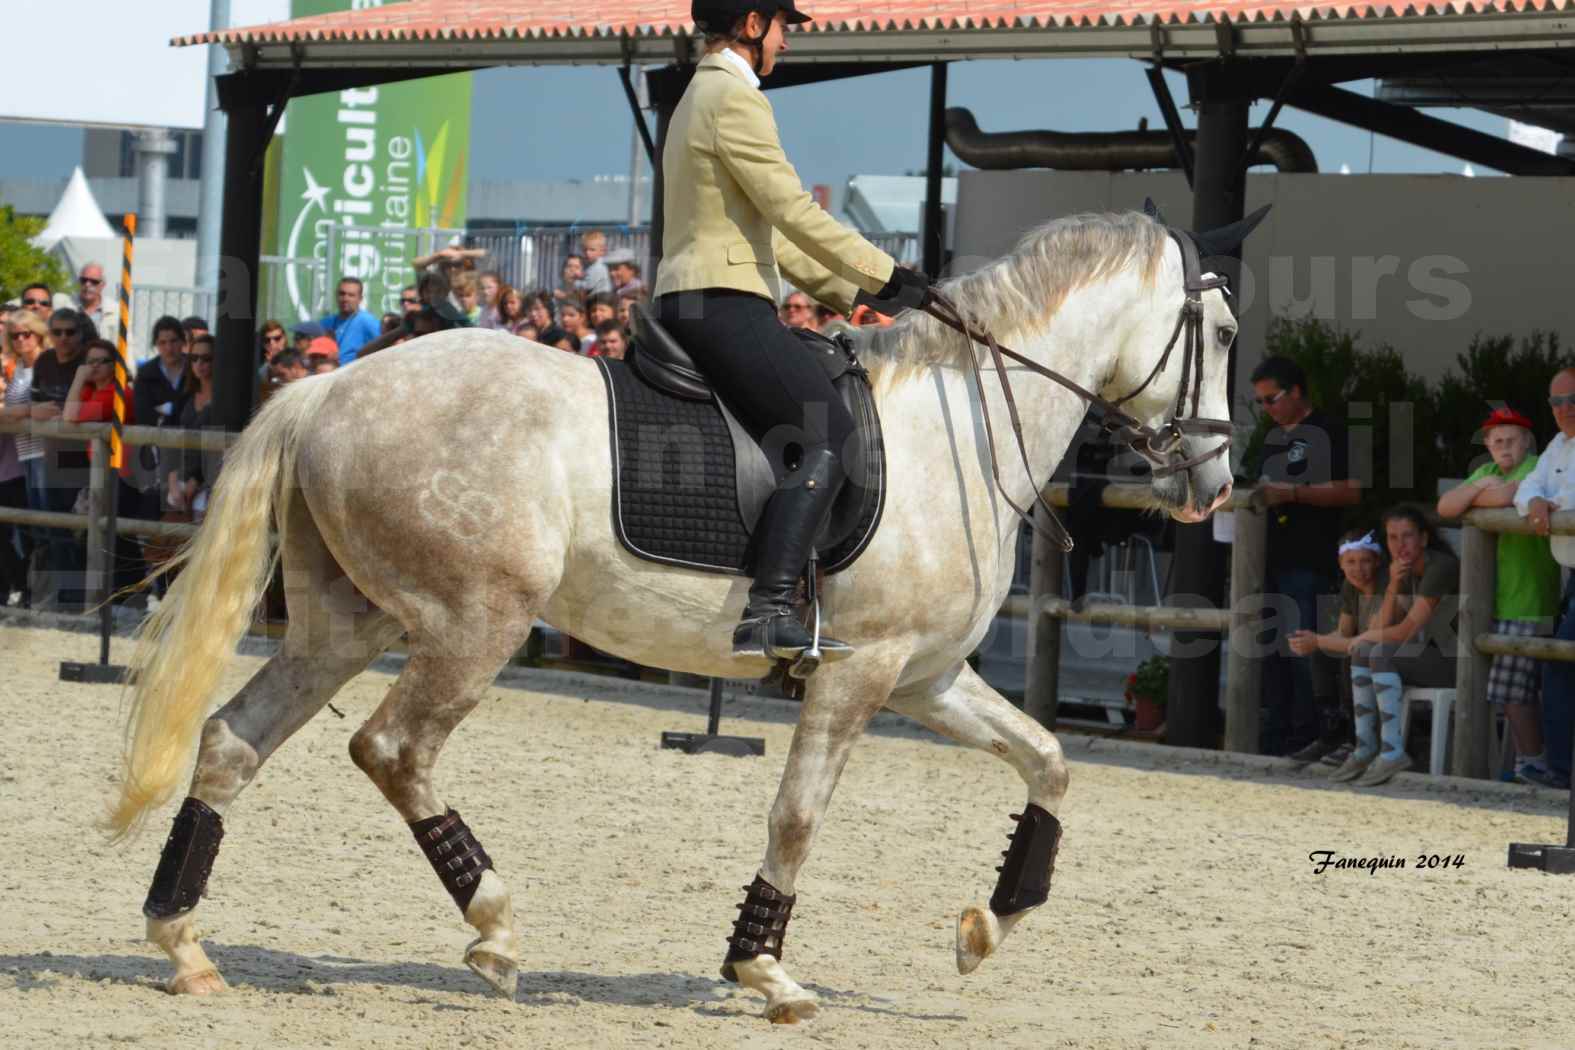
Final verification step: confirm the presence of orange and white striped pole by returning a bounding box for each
[110,214,135,470]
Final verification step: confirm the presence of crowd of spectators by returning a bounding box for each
[0,230,675,609]
[1251,353,1572,789]
[0,282,277,610]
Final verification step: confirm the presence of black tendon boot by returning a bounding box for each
[733,447,854,662]
[990,803,1063,916]
[720,874,797,983]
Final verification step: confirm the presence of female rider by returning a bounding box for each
[652,0,929,661]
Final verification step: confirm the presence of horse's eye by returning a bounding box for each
[1216,326,1236,347]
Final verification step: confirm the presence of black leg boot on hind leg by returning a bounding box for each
[144,797,229,995]
[957,803,1063,975]
[733,447,854,663]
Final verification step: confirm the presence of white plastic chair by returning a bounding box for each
[1400,687,1456,776]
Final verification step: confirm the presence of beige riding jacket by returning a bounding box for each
[652,52,897,315]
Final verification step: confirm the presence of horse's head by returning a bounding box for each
[1107,205,1267,523]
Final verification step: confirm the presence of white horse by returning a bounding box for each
[108,211,1237,1021]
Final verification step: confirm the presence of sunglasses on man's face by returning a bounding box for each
[79,276,103,286]
[51,328,78,339]
[22,298,49,308]
[1550,394,1575,409]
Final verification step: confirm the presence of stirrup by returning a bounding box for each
[732,602,854,666]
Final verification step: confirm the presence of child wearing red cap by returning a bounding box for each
[1437,406,1561,785]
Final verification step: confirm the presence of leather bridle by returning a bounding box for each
[920,227,1236,552]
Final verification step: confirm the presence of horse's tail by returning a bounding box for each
[105,375,337,840]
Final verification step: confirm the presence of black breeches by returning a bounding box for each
[653,290,855,479]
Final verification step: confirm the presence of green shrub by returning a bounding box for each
[1433,331,1570,476]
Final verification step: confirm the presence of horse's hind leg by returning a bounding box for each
[347,612,535,998]
[885,660,1068,976]
[146,507,400,994]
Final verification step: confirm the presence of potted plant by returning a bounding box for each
[1125,655,1169,732]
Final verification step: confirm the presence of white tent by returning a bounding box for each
[31,167,115,251]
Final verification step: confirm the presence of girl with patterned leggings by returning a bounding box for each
[1329,505,1460,786]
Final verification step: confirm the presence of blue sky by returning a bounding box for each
[0,59,1508,194]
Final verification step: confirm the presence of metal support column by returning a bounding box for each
[1166,92,1250,750]
[213,94,270,432]
[645,64,694,284]
[922,62,949,276]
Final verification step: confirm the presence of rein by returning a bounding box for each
[919,227,1235,552]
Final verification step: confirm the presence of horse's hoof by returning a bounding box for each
[765,994,819,1024]
[166,968,227,996]
[465,945,519,999]
[956,904,1000,976]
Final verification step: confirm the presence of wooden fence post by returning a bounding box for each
[1225,505,1267,754]
[1024,505,1063,727]
[85,438,110,609]
[1452,522,1495,778]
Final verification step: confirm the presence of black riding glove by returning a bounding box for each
[871,265,932,313]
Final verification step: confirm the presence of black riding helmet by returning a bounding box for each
[692,0,811,72]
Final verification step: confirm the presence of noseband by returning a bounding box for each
[921,226,1236,552]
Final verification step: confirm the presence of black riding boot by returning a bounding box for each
[733,447,854,662]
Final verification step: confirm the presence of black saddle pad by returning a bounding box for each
[595,357,882,576]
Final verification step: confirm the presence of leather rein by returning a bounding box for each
[919,228,1235,552]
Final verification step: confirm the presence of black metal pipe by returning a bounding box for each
[1145,66,1195,186]
[618,65,657,167]
[944,107,1318,173]
[922,63,948,275]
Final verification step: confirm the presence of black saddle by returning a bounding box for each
[590,305,885,576]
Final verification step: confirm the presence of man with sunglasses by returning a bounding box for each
[19,283,53,324]
[1246,355,1361,761]
[1514,368,1575,789]
[73,264,116,342]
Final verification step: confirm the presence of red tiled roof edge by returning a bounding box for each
[172,0,1575,47]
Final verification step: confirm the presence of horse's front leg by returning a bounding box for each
[722,648,905,1023]
[885,660,1068,975]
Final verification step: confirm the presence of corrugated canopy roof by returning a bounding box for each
[175,0,1575,65]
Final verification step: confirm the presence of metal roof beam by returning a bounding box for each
[220,14,1575,71]
[1286,82,1575,175]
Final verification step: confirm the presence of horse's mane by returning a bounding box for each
[856,211,1169,389]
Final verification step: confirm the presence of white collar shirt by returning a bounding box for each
[717,47,761,90]
[1514,430,1575,565]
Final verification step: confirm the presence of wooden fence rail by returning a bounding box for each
[6,416,1575,782]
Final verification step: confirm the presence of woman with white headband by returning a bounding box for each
[1289,527,1385,767]
[1327,505,1461,786]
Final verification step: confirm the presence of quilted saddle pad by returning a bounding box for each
[594,357,882,576]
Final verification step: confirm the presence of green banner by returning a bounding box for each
[267,0,471,322]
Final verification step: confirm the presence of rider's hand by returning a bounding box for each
[874,265,932,312]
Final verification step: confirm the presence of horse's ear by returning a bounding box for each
[1195,203,1272,257]
[1142,197,1167,223]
